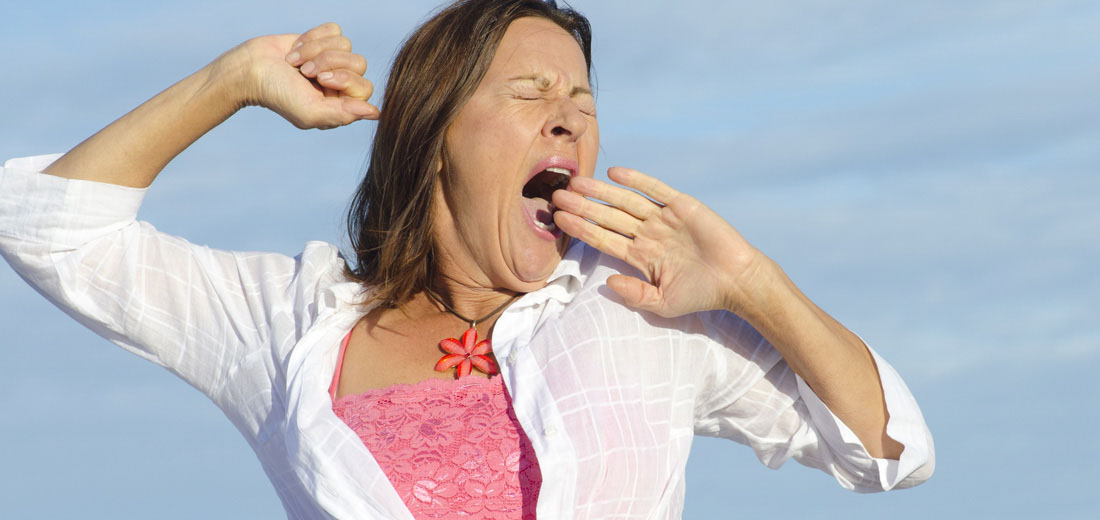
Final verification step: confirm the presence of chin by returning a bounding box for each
[507,238,569,290]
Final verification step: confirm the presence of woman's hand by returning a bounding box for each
[552,167,775,318]
[219,22,379,129]
[553,168,905,459]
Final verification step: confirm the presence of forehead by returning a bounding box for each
[485,17,589,84]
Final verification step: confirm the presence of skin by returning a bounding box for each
[343,18,600,392]
[43,23,378,188]
[39,19,903,460]
[433,18,598,295]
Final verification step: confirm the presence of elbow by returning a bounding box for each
[883,430,936,491]
[869,431,906,460]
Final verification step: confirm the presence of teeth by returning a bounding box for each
[533,219,557,231]
[545,167,571,175]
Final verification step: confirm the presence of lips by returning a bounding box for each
[524,156,577,187]
[522,156,576,202]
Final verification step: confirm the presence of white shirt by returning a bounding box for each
[0,154,934,519]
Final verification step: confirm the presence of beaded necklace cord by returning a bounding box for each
[427,288,519,378]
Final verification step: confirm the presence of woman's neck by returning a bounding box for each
[425,270,520,324]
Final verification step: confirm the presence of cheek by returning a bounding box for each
[580,121,600,177]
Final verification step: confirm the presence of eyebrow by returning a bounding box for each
[509,74,592,97]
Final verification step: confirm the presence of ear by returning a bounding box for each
[434,141,448,176]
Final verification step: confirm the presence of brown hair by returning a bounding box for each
[345,0,592,307]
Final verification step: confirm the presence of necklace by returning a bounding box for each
[427,288,518,379]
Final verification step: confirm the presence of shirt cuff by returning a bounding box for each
[0,154,148,251]
[794,342,935,492]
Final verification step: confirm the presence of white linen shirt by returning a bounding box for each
[0,154,934,519]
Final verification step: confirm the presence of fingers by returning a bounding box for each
[606,274,664,314]
[286,36,354,68]
[607,167,681,206]
[552,189,641,238]
[552,168,682,283]
[283,23,378,116]
[286,23,352,73]
[297,98,376,128]
[553,173,668,242]
[292,22,344,49]
[341,97,381,120]
[553,193,656,280]
[296,49,368,77]
[315,69,375,101]
[569,174,663,221]
[553,210,634,262]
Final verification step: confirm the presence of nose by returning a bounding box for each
[542,99,589,142]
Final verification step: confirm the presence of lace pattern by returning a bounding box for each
[333,375,541,519]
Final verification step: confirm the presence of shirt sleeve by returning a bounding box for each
[0,154,309,401]
[691,310,935,493]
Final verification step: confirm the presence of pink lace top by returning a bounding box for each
[329,331,542,519]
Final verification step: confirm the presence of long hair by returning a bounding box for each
[345,0,592,307]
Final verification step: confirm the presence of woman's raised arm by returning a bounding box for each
[43,23,378,188]
[553,167,909,460]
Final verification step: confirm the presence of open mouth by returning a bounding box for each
[522,167,572,232]
[522,167,572,202]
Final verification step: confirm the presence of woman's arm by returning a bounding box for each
[727,256,905,459]
[0,23,379,406]
[553,167,906,460]
[44,23,378,188]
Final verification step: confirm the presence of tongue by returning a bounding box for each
[522,170,571,202]
[521,196,556,228]
[535,208,555,226]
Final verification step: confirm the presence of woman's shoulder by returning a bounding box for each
[289,240,366,309]
[295,240,347,272]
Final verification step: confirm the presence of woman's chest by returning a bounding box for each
[335,310,503,399]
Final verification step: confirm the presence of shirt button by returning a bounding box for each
[544,426,558,438]
[507,351,518,364]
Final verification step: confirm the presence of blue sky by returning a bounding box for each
[1,0,1097,518]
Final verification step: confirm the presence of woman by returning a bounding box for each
[0,0,933,518]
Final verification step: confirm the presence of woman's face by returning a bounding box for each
[436,16,599,292]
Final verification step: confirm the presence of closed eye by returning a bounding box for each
[513,94,596,116]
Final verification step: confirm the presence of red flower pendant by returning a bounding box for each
[434,327,499,379]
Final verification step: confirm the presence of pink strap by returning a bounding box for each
[328,329,354,403]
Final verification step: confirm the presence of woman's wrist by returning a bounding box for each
[204,43,262,114]
[719,249,787,320]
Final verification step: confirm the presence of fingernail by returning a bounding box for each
[285,51,300,64]
[300,61,316,75]
[293,41,304,49]
[353,104,378,117]
[318,71,334,81]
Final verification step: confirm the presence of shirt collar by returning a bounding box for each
[549,239,585,285]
